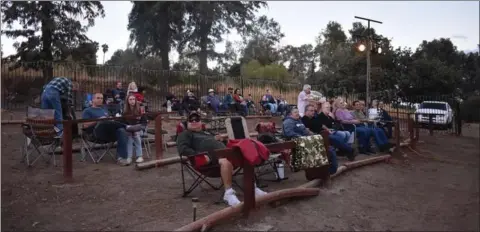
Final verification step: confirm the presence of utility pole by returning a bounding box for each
[354,16,382,110]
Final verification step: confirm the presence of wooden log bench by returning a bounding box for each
[209,135,330,216]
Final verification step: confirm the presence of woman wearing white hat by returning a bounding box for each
[206,89,221,114]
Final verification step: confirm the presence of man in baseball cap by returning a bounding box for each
[177,111,267,206]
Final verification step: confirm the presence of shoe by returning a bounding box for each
[126,124,143,133]
[255,187,267,197]
[223,188,241,207]
[126,158,132,164]
[346,151,356,161]
[117,158,130,166]
[136,157,144,163]
[54,131,63,139]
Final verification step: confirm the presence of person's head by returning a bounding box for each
[124,94,140,115]
[371,99,378,108]
[208,89,215,96]
[266,89,271,94]
[378,101,385,109]
[333,97,346,109]
[116,81,122,89]
[359,100,365,110]
[187,111,202,132]
[303,84,311,94]
[228,87,233,94]
[138,86,146,94]
[353,100,362,111]
[72,81,79,91]
[289,108,300,120]
[321,101,331,113]
[304,104,315,118]
[127,82,138,92]
[92,93,104,107]
[234,88,240,94]
[187,90,194,97]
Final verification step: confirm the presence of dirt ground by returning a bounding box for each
[1,122,479,231]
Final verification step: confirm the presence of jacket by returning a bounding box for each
[227,138,270,166]
[282,116,310,138]
[301,115,322,134]
[206,95,220,106]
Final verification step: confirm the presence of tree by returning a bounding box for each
[127,1,188,70]
[182,1,266,74]
[239,15,284,65]
[1,1,105,80]
[101,43,109,64]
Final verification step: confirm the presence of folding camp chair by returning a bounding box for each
[21,107,61,167]
[177,121,242,199]
[80,126,116,163]
[225,117,287,187]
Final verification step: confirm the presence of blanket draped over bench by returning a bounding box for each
[292,135,329,170]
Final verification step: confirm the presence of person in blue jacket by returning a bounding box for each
[282,107,338,174]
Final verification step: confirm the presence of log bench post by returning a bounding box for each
[210,130,331,217]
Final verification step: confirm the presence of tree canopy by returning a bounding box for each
[1,1,478,98]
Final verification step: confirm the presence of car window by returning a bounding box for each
[419,103,447,110]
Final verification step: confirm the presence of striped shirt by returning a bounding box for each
[44,77,73,105]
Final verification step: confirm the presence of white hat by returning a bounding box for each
[208,89,214,93]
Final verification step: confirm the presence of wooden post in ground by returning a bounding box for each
[62,120,73,182]
[155,114,164,165]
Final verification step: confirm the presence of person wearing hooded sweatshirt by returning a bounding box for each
[282,107,339,174]
[206,89,221,113]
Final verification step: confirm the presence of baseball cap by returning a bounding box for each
[188,111,201,121]
[208,89,214,93]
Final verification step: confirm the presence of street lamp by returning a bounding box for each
[354,16,383,110]
[358,44,366,52]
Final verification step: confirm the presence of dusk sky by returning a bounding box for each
[1,1,478,66]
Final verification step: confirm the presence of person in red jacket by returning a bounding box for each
[233,88,248,116]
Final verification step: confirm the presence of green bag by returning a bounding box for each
[291,135,329,170]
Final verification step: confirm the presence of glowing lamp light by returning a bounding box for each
[358,44,366,52]
[377,47,382,54]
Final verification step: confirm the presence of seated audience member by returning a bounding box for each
[122,94,147,164]
[377,101,393,138]
[352,100,392,152]
[233,88,248,116]
[283,108,339,174]
[84,92,93,109]
[182,90,201,114]
[334,97,374,155]
[82,93,143,166]
[176,111,267,206]
[112,81,126,102]
[277,95,288,115]
[261,89,278,114]
[302,104,355,161]
[206,89,221,114]
[245,94,256,114]
[222,87,235,110]
[318,101,354,145]
[283,108,313,138]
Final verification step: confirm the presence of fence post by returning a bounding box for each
[242,160,255,216]
[456,101,462,136]
[62,120,73,182]
[408,116,415,149]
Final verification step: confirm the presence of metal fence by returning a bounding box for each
[1,61,308,112]
[0,61,465,135]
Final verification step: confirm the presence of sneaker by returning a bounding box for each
[54,131,63,139]
[126,158,132,164]
[126,124,143,133]
[255,187,267,197]
[117,158,130,166]
[136,157,144,163]
[223,188,241,207]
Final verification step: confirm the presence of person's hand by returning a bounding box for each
[351,119,360,124]
[214,134,223,141]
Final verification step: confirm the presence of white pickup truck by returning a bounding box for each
[414,101,453,129]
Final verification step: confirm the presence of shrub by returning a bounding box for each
[460,96,480,122]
